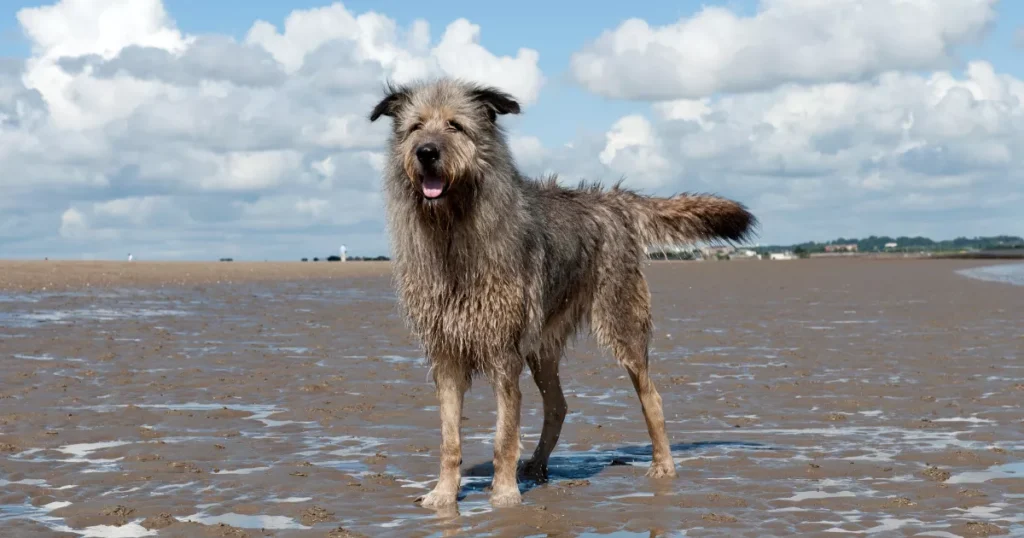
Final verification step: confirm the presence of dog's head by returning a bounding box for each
[369,78,520,204]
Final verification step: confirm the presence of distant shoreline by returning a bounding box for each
[0,260,391,293]
[5,257,1022,295]
[647,251,1024,261]
[931,249,1024,260]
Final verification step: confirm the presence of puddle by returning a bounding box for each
[179,512,308,530]
[0,501,74,533]
[958,263,1024,287]
[947,461,1024,484]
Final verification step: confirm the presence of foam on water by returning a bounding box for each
[958,263,1024,287]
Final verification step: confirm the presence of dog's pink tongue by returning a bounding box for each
[422,176,445,198]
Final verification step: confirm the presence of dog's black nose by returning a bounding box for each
[416,143,440,164]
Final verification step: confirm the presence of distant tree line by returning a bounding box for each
[760,235,1023,254]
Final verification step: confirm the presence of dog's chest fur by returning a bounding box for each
[390,213,541,366]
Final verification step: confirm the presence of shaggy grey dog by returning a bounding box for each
[369,78,756,508]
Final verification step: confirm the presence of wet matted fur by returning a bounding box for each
[368,78,757,508]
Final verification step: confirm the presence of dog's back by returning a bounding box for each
[522,176,754,330]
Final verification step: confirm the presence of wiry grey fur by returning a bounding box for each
[369,77,757,509]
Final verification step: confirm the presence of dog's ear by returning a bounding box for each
[469,86,521,122]
[369,83,410,122]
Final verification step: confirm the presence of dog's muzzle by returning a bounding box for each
[415,143,448,199]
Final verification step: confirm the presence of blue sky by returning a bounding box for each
[1,0,1022,259]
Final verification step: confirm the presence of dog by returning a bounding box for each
[368,78,756,508]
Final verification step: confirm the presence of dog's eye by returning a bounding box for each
[446,120,463,133]
[410,122,423,132]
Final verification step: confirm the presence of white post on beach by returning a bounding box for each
[340,245,347,262]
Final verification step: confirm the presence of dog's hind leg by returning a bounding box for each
[522,345,568,482]
[415,366,470,508]
[624,353,676,478]
[592,271,677,479]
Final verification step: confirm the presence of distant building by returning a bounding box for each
[824,244,858,253]
[700,245,735,258]
[769,252,796,260]
[735,249,758,258]
[884,242,898,249]
[339,244,347,262]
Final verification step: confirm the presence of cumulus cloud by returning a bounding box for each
[516,60,1024,243]
[2,0,1021,260]
[569,0,997,100]
[2,0,543,259]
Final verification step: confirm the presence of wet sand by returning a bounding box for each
[1,258,1022,537]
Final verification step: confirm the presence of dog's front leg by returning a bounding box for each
[416,369,467,508]
[490,360,523,506]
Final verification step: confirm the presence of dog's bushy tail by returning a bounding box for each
[610,189,758,247]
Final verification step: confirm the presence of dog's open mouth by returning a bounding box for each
[420,175,448,199]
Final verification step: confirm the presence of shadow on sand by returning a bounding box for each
[458,440,772,498]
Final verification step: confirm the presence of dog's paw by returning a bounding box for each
[415,488,458,509]
[489,487,522,507]
[646,460,677,479]
[519,459,548,482]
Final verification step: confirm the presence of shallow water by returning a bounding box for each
[958,262,1024,287]
[1,260,1023,537]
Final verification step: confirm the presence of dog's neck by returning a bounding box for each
[384,166,525,281]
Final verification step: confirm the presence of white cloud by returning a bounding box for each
[2,0,1021,260]
[243,6,543,105]
[517,60,1024,242]
[2,0,543,259]
[509,135,547,170]
[431,19,544,106]
[201,150,305,192]
[58,207,88,239]
[598,115,671,189]
[570,0,997,100]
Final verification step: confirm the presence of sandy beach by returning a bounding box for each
[0,261,391,293]
[1,258,1022,537]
